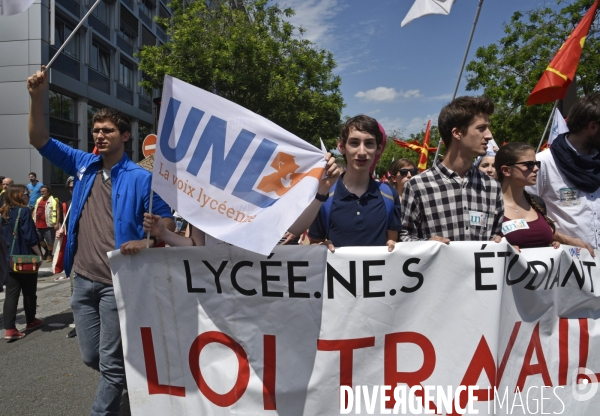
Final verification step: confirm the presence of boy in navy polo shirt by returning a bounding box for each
[308,115,401,251]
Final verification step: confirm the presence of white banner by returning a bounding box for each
[110,242,600,415]
[152,75,326,255]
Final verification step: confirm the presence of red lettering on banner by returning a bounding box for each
[317,337,375,408]
[263,335,277,410]
[188,331,250,407]
[448,336,497,415]
[140,327,186,397]
[515,322,552,391]
[384,332,436,412]
[558,318,569,385]
[497,321,521,384]
[577,318,600,383]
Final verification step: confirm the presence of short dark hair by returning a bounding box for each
[340,115,384,148]
[29,172,36,177]
[438,96,494,148]
[92,108,131,134]
[40,185,51,193]
[566,92,600,134]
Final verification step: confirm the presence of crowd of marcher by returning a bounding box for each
[0,66,598,416]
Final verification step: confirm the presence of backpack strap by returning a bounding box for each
[318,181,338,237]
[376,182,395,230]
[9,208,22,257]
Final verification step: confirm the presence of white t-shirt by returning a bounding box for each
[526,147,600,249]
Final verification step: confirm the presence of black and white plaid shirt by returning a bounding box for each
[400,161,504,241]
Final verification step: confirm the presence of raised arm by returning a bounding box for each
[27,66,50,149]
[287,152,342,236]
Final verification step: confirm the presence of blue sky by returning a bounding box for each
[278,0,567,137]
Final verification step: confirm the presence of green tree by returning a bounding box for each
[138,0,344,148]
[465,0,600,145]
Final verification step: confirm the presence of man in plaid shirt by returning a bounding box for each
[400,96,504,242]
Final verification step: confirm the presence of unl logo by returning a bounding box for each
[159,98,323,208]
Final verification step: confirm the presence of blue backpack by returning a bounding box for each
[319,181,396,233]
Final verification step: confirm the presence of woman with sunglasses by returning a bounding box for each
[494,143,559,249]
[388,159,418,200]
[0,185,43,340]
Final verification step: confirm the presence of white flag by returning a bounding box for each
[548,108,569,146]
[401,0,456,27]
[0,0,36,16]
[152,75,326,255]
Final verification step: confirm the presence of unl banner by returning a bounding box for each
[109,242,600,415]
[152,75,326,255]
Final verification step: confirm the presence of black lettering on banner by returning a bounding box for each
[326,262,356,299]
[261,261,284,298]
[231,261,257,296]
[363,260,385,298]
[583,261,596,292]
[547,264,561,290]
[524,260,552,291]
[184,260,206,293]
[400,258,424,293]
[202,260,228,294]
[287,261,310,298]
[561,260,585,289]
[474,252,497,291]
[503,253,530,286]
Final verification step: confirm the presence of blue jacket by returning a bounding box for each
[39,139,173,276]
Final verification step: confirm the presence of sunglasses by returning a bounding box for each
[508,161,541,170]
[92,127,118,136]
[398,168,418,177]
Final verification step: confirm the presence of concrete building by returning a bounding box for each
[0,0,169,201]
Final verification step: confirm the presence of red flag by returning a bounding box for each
[392,120,436,172]
[527,1,599,105]
[92,146,100,155]
[417,120,432,172]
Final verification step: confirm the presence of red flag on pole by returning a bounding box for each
[417,120,432,172]
[527,0,599,105]
[392,121,436,172]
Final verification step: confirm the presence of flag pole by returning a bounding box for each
[536,100,558,153]
[43,0,103,73]
[432,0,485,163]
[146,190,154,249]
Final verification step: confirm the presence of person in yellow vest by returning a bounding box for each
[33,185,60,262]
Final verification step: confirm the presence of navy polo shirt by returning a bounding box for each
[308,175,402,248]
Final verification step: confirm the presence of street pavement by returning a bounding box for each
[0,263,131,416]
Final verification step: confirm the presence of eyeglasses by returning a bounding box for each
[508,161,541,170]
[92,127,118,136]
[398,168,418,177]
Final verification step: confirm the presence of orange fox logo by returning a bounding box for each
[257,152,323,197]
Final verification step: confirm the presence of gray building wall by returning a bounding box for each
[0,0,165,201]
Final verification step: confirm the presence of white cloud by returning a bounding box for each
[280,0,342,48]
[355,87,422,102]
[406,115,439,134]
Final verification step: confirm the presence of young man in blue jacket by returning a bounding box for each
[27,66,174,416]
